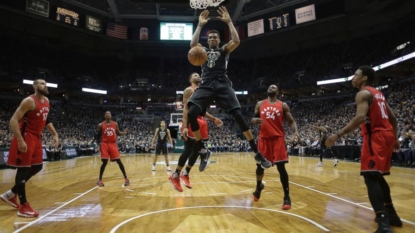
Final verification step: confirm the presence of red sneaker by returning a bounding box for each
[169,173,183,192]
[180,173,192,189]
[253,184,265,202]
[282,197,291,210]
[124,178,130,186]
[0,193,20,209]
[18,202,39,218]
[96,180,105,187]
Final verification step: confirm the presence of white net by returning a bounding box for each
[190,0,225,9]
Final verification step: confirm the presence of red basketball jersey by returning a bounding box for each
[259,100,285,138]
[360,86,393,136]
[102,121,117,143]
[20,95,50,136]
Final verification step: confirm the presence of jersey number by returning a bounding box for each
[266,112,275,120]
[106,131,114,136]
[377,101,388,119]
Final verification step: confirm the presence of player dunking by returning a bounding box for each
[0,78,59,218]
[251,85,299,210]
[169,73,223,192]
[326,66,402,232]
[151,121,173,171]
[186,6,271,169]
[96,111,129,187]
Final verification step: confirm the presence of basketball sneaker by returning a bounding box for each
[0,192,20,209]
[333,159,339,167]
[152,165,156,171]
[374,217,393,233]
[199,149,212,172]
[18,202,39,218]
[282,196,291,210]
[316,161,324,167]
[254,152,272,169]
[124,178,130,186]
[375,206,403,227]
[169,173,183,192]
[96,179,105,187]
[166,166,171,171]
[180,172,192,189]
[253,183,265,202]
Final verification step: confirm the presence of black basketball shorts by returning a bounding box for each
[188,77,241,113]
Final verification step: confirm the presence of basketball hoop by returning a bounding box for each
[190,0,224,9]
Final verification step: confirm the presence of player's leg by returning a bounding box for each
[162,143,170,171]
[198,119,211,171]
[187,81,215,153]
[274,137,291,209]
[153,143,162,171]
[360,133,393,232]
[379,175,402,226]
[276,163,291,209]
[253,164,265,202]
[169,140,194,192]
[109,143,129,186]
[97,143,109,186]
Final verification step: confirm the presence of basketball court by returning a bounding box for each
[1,153,414,232]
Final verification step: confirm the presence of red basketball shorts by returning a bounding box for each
[360,131,395,176]
[101,142,120,161]
[183,117,208,140]
[258,136,288,164]
[8,133,43,167]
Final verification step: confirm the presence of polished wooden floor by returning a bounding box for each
[1,153,415,233]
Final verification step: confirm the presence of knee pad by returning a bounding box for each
[229,109,249,132]
[187,105,201,131]
[256,164,264,176]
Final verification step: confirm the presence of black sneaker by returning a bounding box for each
[282,196,291,210]
[374,218,393,233]
[199,149,212,172]
[254,152,272,169]
[375,206,403,227]
[253,183,265,202]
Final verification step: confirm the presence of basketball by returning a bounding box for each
[188,46,207,66]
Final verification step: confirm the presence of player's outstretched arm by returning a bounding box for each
[191,10,210,48]
[46,123,59,149]
[217,6,240,54]
[115,122,128,136]
[326,90,370,147]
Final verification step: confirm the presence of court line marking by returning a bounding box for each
[109,206,330,233]
[13,186,98,233]
[290,181,415,226]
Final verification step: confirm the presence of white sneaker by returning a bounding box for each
[316,162,324,167]
[152,165,156,171]
[333,159,339,167]
[166,166,171,171]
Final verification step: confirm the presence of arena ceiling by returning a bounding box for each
[59,0,307,22]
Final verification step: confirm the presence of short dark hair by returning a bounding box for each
[33,78,44,85]
[189,72,197,81]
[358,65,375,83]
[209,30,220,38]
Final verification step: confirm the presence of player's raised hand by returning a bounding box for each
[199,10,210,26]
[217,6,231,23]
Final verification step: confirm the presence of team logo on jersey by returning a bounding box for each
[207,50,221,68]
[159,130,166,140]
[261,107,281,120]
[104,127,116,137]
[368,160,376,169]
[374,93,385,100]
